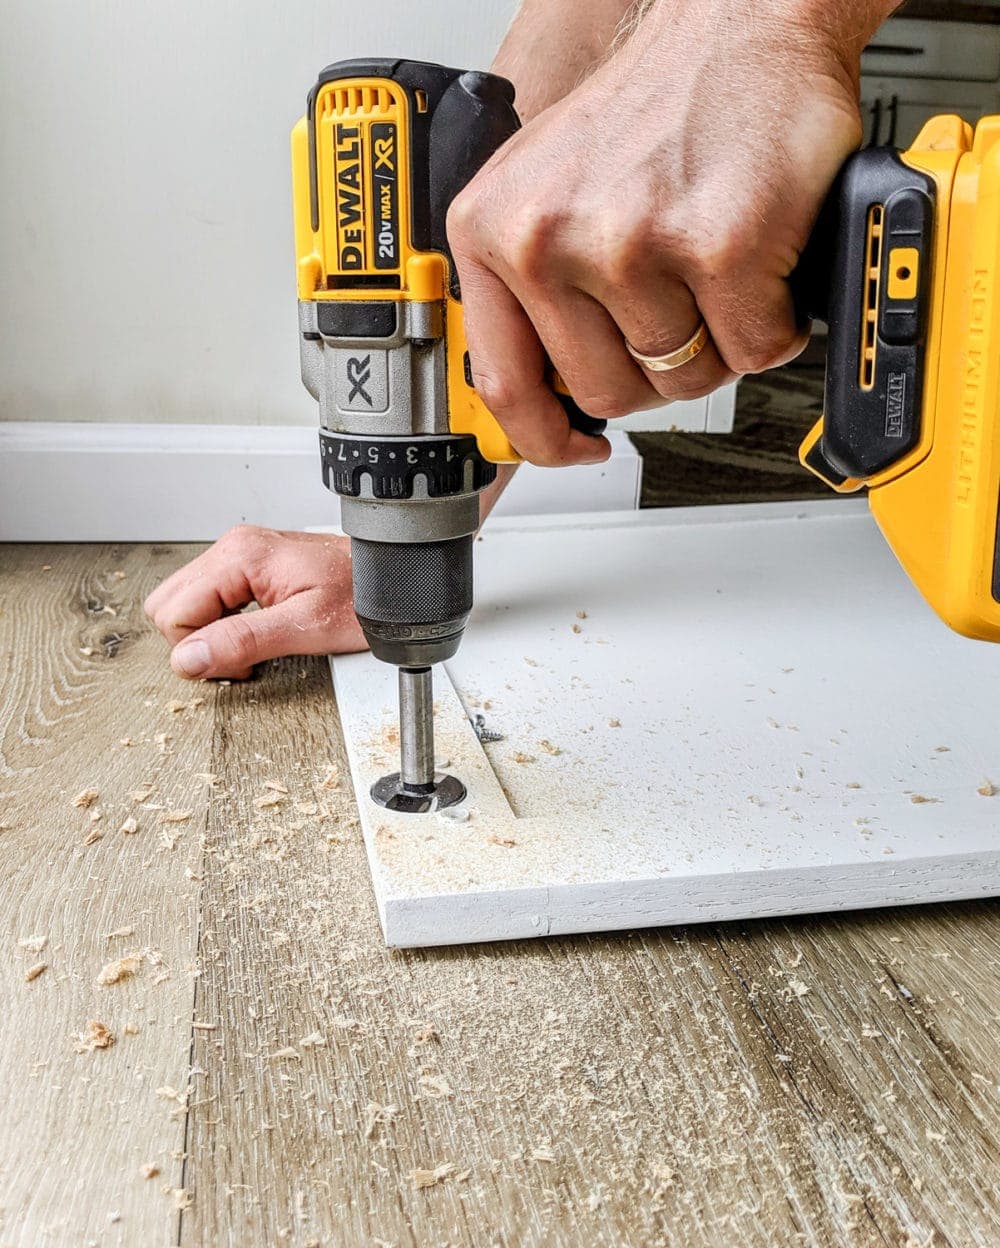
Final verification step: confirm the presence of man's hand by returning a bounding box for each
[448,0,895,466]
[145,527,367,680]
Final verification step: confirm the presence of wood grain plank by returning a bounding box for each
[0,543,213,1247]
[182,652,1000,1248]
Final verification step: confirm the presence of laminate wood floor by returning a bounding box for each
[1,543,998,1247]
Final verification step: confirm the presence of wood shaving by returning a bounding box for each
[270,1046,301,1060]
[977,780,997,797]
[141,1164,160,1180]
[320,765,340,790]
[511,752,536,765]
[539,740,562,756]
[165,700,187,714]
[192,1021,216,1032]
[418,1074,453,1098]
[104,925,135,940]
[156,1085,188,1105]
[171,1189,192,1211]
[608,718,621,728]
[788,978,810,998]
[910,794,940,805]
[264,780,290,793]
[488,833,517,849]
[119,816,139,835]
[25,962,47,982]
[254,793,286,809]
[96,953,144,985]
[72,787,100,809]
[195,772,220,788]
[18,935,47,953]
[363,1101,398,1139]
[294,801,319,816]
[130,784,156,803]
[74,1019,115,1052]
[300,1032,326,1047]
[414,1024,440,1044]
[572,624,582,634]
[82,828,104,847]
[530,1144,557,1163]
[409,1163,455,1190]
[159,810,192,824]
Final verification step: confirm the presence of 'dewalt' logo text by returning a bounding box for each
[334,123,365,271]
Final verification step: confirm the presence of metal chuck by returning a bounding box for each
[371,667,467,814]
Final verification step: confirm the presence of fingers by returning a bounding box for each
[144,526,262,645]
[146,527,367,681]
[598,274,739,400]
[170,590,366,681]
[696,267,808,375]
[449,226,612,468]
[518,286,666,420]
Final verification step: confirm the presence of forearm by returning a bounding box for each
[493,0,638,121]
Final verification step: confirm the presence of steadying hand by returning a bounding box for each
[144,527,367,680]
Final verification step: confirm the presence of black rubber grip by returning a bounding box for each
[556,391,608,439]
[351,536,473,625]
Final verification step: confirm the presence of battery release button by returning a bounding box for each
[887,248,919,301]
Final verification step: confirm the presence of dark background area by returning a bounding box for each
[632,340,834,508]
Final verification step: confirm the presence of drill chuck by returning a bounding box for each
[350,533,473,667]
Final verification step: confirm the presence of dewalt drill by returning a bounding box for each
[292,59,1000,814]
[291,59,604,813]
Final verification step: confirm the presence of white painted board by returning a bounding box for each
[332,501,1000,948]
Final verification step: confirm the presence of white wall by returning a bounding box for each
[0,1,518,425]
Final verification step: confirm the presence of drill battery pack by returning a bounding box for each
[800,116,1000,642]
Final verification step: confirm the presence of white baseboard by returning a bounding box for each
[0,422,642,542]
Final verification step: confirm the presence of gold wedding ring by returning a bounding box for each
[626,320,709,372]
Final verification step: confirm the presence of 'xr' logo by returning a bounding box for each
[346,355,372,406]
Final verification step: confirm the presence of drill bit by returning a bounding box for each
[370,666,467,814]
[397,667,435,790]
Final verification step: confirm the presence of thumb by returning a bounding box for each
[169,593,362,680]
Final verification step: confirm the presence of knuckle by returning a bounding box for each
[725,330,797,376]
[599,218,659,287]
[220,523,261,551]
[578,392,636,421]
[446,192,477,250]
[505,209,564,283]
[472,367,524,416]
[222,613,260,666]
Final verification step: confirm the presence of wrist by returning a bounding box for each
[637,0,897,86]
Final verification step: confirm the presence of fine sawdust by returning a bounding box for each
[74,1020,115,1052]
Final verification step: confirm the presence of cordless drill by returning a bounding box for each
[291,59,604,813]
